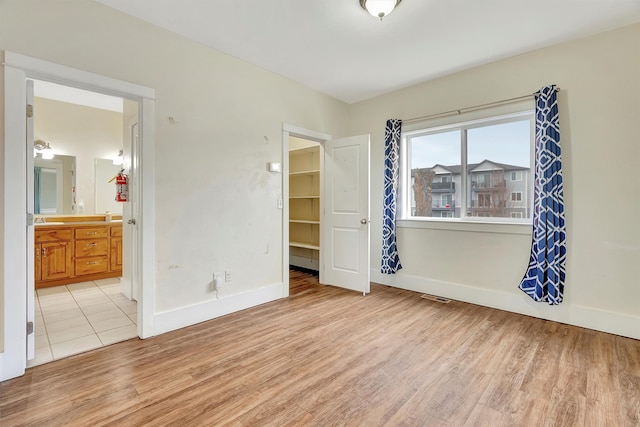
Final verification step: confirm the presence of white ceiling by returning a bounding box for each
[96,0,640,104]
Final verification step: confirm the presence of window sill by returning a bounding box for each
[396,218,532,235]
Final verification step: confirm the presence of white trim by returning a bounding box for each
[1,51,156,381]
[1,63,28,381]
[153,283,284,335]
[138,98,155,338]
[4,52,154,100]
[397,218,532,235]
[370,269,640,340]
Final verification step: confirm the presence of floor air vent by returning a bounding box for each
[421,294,451,304]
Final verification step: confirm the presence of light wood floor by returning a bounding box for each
[1,270,639,426]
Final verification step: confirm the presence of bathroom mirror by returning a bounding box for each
[34,155,76,215]
[95,158,123,214]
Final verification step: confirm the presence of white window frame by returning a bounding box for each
[398,100,535,234]
[511,170,523,181]
[511,191,523,202]
[511,212,524,219]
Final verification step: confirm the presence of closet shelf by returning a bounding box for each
[290,241,320,250]
[289,195,320,199]
[290,219,320,225]
[290,170,320,176]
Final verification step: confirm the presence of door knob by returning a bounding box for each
[127,219,136,225]
[360,218,369,224]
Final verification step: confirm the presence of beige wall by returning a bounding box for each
[350,23,640,333]
[0,0,350,324]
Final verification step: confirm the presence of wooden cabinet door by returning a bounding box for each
[41,242,72,281]
[110,238,123,271]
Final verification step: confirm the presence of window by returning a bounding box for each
[402,109,533,223]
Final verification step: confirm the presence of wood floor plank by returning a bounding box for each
[1,271,639,426]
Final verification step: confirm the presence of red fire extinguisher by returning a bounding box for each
[115,172,129,202]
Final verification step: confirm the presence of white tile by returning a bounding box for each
[40,300,80,314]
[42,307,85,323]
[47,323,96,345]
[27,346,53,367]
[76,295,112,307]
[83,306,125,322]
[117,301,137,316]
[90,315,133,333]
[94,277,121,287]
[37,286,70,296]
[98,325,138,346]
[35,322,47,337]
[66,281,97,292]
[35,333,50,349]
[51,335,102,359]
[45,316,91,333]
[128,314,137,325]
[79,301,120,314]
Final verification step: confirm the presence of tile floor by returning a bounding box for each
[29,277,137,367]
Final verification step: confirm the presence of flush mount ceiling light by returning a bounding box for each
[360,0,402,20]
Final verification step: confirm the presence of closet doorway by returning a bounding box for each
[283,125,372,297]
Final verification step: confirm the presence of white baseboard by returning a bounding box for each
[371,269,640,340]
[153,282,285,336]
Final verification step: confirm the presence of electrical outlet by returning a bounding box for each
[225,270,232,282]
[213,273,223,290]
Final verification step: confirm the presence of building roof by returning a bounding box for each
[414,159,529,174]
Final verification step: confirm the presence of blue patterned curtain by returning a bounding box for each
[381,119,403,274]
[519,85,566,304]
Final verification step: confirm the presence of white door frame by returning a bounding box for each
[1,51,156,381]
[281,124,332,297]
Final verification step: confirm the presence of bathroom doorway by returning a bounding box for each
[1,51,156,381]
[28,80,138,366]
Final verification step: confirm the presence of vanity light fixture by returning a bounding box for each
[34,139,55,159]
[113,149,124,165]
[360,0,402,20]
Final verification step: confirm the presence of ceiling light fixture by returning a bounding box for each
[360,0,402,20]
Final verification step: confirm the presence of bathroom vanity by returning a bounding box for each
[34,216,123,288]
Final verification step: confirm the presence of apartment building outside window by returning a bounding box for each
[401,108,534,223]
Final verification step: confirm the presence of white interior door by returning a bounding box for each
[322,135,370,294]
[26,79,35,360]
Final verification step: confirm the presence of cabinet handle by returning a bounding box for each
[42,248,47,257]
[85,232,98,235]
[86,243,97,247]
[86,261,97,265]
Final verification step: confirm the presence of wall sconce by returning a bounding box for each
[360,0,402,20]
[34,139,55,159]
[113,149,124,165]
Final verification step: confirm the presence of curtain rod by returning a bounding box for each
[403,87,560,125]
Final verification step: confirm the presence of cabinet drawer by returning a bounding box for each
[35,229,72,242]
[75,239,108,257]
[75,227,108,239]
[75,256,108,275]
[110,226,123,237]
